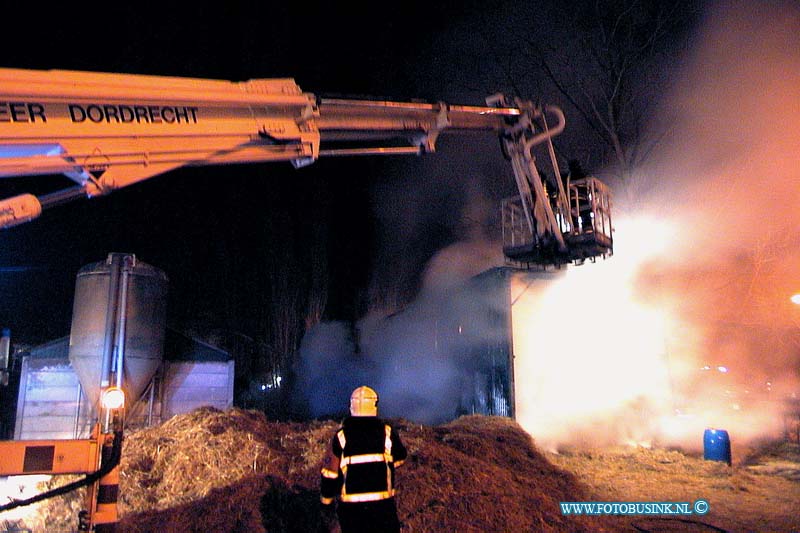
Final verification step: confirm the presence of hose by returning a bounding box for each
[0,431,122,513]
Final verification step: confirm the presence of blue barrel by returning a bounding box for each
[703,428,731,465]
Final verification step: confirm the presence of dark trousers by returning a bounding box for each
[337,498,400,533]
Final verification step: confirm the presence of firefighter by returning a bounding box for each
[319,386,407,533]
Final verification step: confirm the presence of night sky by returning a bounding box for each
[0,2,517,344]
[3,0,798,444]
[0,1,701,347]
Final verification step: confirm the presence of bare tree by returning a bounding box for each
[522,0,697,181]
[304,223,329,331]
[456,0,698,183]
[256,201,332,401]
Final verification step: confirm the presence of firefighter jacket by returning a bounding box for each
[320,416,407,504]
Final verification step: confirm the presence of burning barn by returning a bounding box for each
[445,266,564,421]
[292,265,563,427]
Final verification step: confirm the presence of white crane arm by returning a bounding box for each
[0,68,612,265]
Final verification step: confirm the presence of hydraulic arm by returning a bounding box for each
[0,68,611,265]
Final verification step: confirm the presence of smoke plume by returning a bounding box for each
[293,1,800,453]
[291,161,507,423]
[617,0,800,447]
[515,0,800,451]
[292,237,505,422]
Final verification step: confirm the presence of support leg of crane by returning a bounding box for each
[91,431,122,531]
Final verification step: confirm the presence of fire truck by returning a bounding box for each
[0,67,612,530]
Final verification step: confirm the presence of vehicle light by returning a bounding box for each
[101,387,125,410]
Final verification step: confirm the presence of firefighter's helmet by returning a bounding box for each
[350,386,379,417]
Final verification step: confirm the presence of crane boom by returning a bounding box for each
[0,68,612,266]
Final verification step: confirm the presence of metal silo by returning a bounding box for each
[68,253,168,411]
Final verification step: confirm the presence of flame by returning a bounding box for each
[511,217,678,450]
[512,212,791,451]
[510,1,800,451]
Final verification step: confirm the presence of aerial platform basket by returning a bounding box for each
[502,176,613,267]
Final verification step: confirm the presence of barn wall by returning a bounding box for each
[14,357,94,440]
[14,358,234,439]
[456,267,515,419]
[160,360,235,417]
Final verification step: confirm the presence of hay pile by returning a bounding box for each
[17,409,800,531]
[548,445,800,532]
[741,441,800,481]
[114,408,596,532]
[393,416,598,532]
[119,407,336,532]
[0,474,85,533]
[25,408,598,532]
